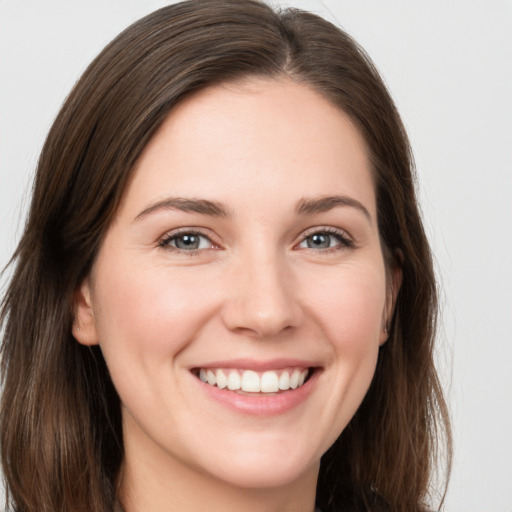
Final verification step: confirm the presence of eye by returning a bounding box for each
[159,231,215,252]
[297,228,353,251]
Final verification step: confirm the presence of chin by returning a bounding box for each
[187,427,328,491]
[205,454,319,490]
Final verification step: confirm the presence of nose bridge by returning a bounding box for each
[221,241,302,338]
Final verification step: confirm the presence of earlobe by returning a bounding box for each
[72,278,99,346]
[379,256,403,346]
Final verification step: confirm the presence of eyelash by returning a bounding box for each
[158,227,354,255]
[298,227,354,253]
[158,229,217,256]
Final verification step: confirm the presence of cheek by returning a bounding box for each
[91,255,218,365]
[309,264,387,352]
[292,263,387,451]
[89,257,223,427]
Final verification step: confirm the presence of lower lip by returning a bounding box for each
[193,370,319,417]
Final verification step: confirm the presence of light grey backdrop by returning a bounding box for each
[1,1,511,511]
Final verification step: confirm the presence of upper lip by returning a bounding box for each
[190,358,321,371]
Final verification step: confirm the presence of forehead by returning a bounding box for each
[122,77,376,220]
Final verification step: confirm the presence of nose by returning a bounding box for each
[220,251,303,339]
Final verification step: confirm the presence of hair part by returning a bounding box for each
[1,1,451,511]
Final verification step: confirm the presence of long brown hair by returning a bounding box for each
[0,1,451,511]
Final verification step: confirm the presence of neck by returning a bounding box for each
[118,438,319,512]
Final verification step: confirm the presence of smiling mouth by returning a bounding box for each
[192,367,313,394]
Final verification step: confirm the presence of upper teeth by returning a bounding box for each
[198,368,309,393]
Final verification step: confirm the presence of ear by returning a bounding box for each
[379,253,403,345]
[72,278,99,346]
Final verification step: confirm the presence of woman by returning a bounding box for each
[0,1,451,511]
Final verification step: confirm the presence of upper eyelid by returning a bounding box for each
[159,228,219,248]
[160,227,216,239]
[298,225,353,241]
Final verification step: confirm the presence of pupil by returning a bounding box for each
[308,233,329,248]
[177,234,199,249]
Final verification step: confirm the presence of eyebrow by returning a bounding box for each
[134,197,229,221]
[295,195,371,221]
[134,194,371,222]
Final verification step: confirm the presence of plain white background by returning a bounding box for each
[0,1,511,511]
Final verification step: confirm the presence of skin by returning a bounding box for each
[74,78,401,512]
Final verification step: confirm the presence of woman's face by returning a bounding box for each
[74,78,398,492]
